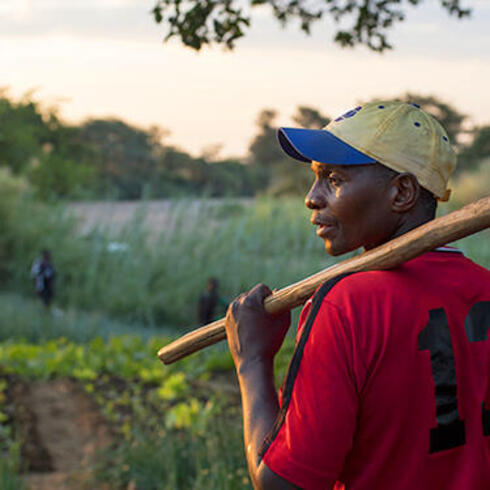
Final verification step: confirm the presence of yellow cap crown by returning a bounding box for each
[326,101,457,200]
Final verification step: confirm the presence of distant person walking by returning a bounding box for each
[31,250,56,307]
[197,277,227,326]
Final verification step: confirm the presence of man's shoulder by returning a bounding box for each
[315,250,488,308]
[315,269,398,301]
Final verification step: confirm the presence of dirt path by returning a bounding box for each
[14,380,112,490]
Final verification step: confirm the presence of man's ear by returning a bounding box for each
[390,173,420,213]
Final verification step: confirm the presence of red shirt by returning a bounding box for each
[261,250,490,489]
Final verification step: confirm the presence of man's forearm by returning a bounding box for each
[237,358,278,476]
[224,284,296,488]
[237,358,299,489]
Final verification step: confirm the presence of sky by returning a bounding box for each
[1,0,489,158]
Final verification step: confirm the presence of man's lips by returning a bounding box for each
[316,224,334,238]
[311,216,336,238]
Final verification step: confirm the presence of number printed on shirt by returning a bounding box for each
[417,301,490,453]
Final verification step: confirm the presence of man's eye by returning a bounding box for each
[328,175,341,186]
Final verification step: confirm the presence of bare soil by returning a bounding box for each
[12,380,112,490]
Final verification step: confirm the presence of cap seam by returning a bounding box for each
[369,103,408,147]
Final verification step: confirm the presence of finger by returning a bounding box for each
[225,302,235,323]
[246,283,272,305]
[235,292,248,306]
[228,293,246,320]
[231,296,243,315]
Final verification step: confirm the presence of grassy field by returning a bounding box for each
[0,167,488,488]
[0,292,291,489]
[64,194,489,328]
[2,160,488,331]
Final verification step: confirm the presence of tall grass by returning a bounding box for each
[0,165,487,490]
[1,168,488,331]
[95,422,250,490]
[0,435,25,490]
[0,293,168,344]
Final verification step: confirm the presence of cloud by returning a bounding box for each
[0,0,160,41]
[1,0,489,60]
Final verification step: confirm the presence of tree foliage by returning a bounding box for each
[0,91,98,199]
[77,119,162,199]
[0,92,259,200]
[292,106,331,129]
[0,91,53,174]
[458,126,490,173]
[152,0,471,52]
[1,91,485,200]
[248,110,284,168]
[248,106,332,195]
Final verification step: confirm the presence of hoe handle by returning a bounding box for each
[158,196,490,365]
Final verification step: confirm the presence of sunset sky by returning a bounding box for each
[2,0,489,158]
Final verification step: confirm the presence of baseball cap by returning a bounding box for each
[278,101,457,201]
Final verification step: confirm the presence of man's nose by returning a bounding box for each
[305,181,326,209]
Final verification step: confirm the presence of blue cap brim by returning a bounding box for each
[277,127,376,165]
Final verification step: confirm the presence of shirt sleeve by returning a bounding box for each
[261,293,366,490]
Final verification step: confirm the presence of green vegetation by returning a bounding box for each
[0,293,164,344]
[1,167,488,332]
[1,91,488,200]
[0,91,257,200]
[0,189,487,487]
[0,444,25,490]
[0,89,488,487]
[0,383,24,490]
[0,168,327,327]
[0,298,296,488]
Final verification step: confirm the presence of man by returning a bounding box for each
[224,101,489,489]
[31,249,56,308]
[197,277,227,326]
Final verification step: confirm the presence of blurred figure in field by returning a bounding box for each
[31,250,56,308]
[197,277,228,326]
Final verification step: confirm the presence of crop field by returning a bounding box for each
[1,187,488,488]
[0,293,298,489]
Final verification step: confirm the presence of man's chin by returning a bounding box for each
[324,240,357,257]
[324,241,344,257]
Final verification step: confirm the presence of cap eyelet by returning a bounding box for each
[443,136,448,142]
[378,105,385,109]
[414,122,421,127]
[411,103,420,108]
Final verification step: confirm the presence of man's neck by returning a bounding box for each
[389,213,434,242]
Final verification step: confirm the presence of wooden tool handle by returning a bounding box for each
[158,196,490,365]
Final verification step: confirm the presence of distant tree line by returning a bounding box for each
[0,89,487,200]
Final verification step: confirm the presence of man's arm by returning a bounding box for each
[238,358,300,489]
[225,284,299,489]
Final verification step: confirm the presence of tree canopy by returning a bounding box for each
[151,0,471,52]
[0,91,485,200]
[458,125,490,172]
